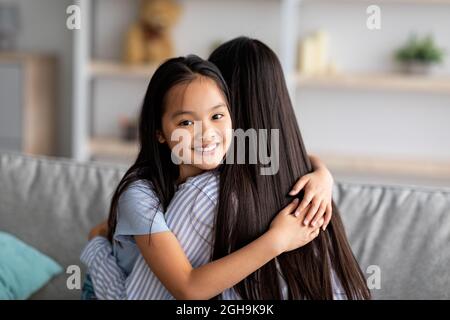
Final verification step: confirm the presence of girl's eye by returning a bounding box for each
[178,120,193,126]
[212,113,224,120]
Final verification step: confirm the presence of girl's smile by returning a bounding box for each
[192,142,220,155]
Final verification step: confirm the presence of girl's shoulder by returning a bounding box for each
[176,171,220,204]
[115,179,168,240]
[181,170,219,188]
[119,179,160,209]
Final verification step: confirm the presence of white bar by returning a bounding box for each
[72,0,90,161]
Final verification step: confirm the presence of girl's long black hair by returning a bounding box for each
[107,55,230,242]
[209,37,370,300]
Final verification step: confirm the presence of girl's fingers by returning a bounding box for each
[310,228,320,239]
[289,176,309,196]
[303,199,321,226]
[311,202,327,226]
[297,190,313,214]
[323,202,333,231]
[282,198,299,215]
[317,217,325,228]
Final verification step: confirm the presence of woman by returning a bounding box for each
[209,37,369,299]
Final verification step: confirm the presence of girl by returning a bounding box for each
[81,55,332,299]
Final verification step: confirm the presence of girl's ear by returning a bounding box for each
[156,130,166,144]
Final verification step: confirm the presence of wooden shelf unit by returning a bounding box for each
[295,73,450,93]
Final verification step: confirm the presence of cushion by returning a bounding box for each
[0,231,62,299]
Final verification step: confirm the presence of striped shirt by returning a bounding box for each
[80,171,346,299]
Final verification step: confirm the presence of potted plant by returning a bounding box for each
[395,34,445,75]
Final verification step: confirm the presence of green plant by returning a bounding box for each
[395,34,445,65]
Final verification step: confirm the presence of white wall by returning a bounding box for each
[298,2,450,73]
[92,0,282,61]
[0,0,74,157]
[90,0,450,163]
[4,0,448,162]
[295,2,450,161]
[296,89,450,160]
[90,0,282,138]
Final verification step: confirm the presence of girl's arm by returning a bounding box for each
[135,198,323,300]
[82,167,329,300]
[288,154,334,230]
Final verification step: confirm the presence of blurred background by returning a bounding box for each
[1,0,450,187]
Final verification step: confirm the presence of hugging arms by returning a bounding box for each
[82,154,337,299]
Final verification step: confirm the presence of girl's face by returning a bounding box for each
[159,76,232,180]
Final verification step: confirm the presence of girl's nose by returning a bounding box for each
[197,121,218,143]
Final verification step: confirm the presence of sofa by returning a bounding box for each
[0,151,449,299]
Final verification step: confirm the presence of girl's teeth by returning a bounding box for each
[195,143,218,152]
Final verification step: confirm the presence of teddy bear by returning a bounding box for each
[124,0,181,65]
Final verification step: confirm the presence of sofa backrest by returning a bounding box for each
[0,152,127,299]
[333,181,450,299]
[0,151,449,299]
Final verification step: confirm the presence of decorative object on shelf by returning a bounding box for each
[395,34,445,75]
[119,115,138,142]
[0,4,20,51]
[298,30,338,76]
[124,0,181,65]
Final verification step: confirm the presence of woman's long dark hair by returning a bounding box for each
[107,55,230,242]
[209,37,370,300]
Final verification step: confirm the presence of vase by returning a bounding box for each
[401,61,435,76]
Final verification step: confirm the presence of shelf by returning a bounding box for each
[89,137,139,160]
[295,73,450,94]
[318,153,450,179]
[311,0,450,4]
[87,137,450,180]
[371,0,450,4]
[89,60,158,79]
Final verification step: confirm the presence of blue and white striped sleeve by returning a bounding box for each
[115,181,170,243]
[80,236,127,300]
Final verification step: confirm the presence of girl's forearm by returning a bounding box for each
[183,229,283,299]
[309,154,326,170]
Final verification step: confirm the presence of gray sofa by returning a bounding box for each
[0,151,449,299]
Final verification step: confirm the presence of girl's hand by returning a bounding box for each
[269,199,324,253]
[88,220,109,240]
[289,167,334,231]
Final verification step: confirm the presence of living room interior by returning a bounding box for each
[0,0,449,300]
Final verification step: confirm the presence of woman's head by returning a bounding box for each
[209,37,370,300]
[108,55,232,241]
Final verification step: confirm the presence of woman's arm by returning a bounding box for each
[135,198,323,300]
